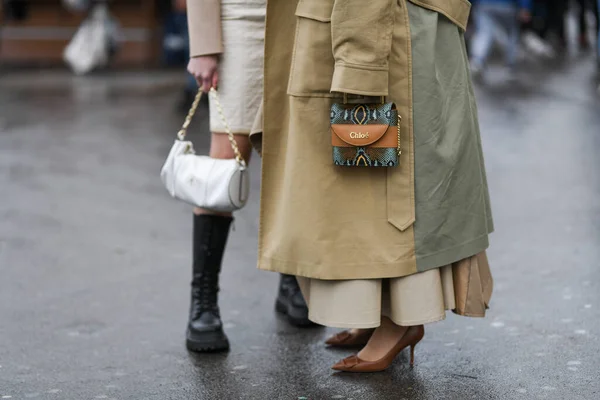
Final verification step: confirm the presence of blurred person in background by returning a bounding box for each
[2,0,29,21]
[160,0,201,110]
[175,0,200,109]
[184,0,315,354]
[518,1,557,60]
[469,0,533,80]
[575,0,599,50]
[544,0,568,48]
[597,0,600,72]
[542,0,598,51]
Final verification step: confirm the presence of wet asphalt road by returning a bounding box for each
[1,56,600,400]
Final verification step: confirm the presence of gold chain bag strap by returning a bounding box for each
[160,88,250,212]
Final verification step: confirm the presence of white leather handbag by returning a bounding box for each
[160,89,250,212]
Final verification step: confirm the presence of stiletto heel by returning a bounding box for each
[332,324,425,373]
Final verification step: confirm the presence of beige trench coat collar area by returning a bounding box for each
[256,0,481,280]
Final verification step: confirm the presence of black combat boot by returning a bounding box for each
[186,214,232,352]
[275,274,316,327]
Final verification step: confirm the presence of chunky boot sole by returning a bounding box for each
[275,298,316,327]
[186,329,230,353]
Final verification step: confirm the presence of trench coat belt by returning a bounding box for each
[386,147,415,232]
[387,0,415,233]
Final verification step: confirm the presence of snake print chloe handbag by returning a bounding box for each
[330,97,401,167]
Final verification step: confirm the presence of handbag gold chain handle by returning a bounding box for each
[176,88,247,168]
[397,114,402,157]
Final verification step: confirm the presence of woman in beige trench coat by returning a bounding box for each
[253,0,494,372]
[184,0,315,354]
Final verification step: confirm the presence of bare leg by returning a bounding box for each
[356,317,408,362]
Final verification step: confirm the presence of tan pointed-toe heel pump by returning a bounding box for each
[331,325,425,373]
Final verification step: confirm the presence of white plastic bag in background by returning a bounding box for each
[63,4,120,75]
[62,0,92,12]
[522,32,556,60]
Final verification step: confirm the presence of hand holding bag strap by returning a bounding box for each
[176,88,247,168]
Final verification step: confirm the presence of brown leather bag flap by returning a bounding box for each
[331,124,389,147]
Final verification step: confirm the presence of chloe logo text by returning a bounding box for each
[350,132,369,139]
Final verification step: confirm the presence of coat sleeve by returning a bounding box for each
[330,0,396,96]
[187,0,224,57]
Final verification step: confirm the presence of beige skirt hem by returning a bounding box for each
[311,313,450,330]
[388,313,447,328]
[298,252,493,329]
[309,319,381,330]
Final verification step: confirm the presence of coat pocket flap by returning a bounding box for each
[331,124,389,146]
[295,0,335,22]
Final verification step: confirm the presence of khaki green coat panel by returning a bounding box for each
[408,4,494,271]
